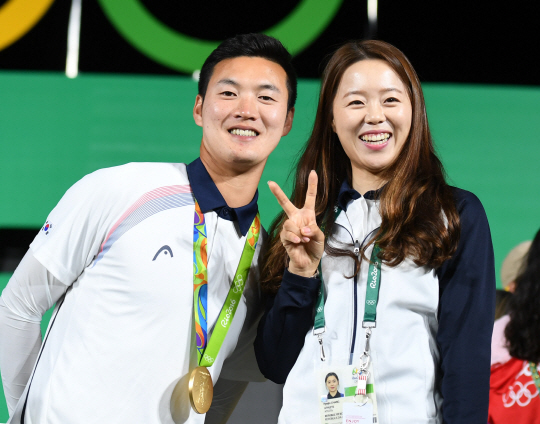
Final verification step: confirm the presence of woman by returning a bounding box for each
[255,40,495,424]
[324,373,343,400]
[489,229,540,423]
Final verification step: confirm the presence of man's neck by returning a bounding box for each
[199,153,263,208]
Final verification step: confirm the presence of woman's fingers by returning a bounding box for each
[281,220,303,244]
[303,170,318,211]
[301,223,324,244]
[268,181,298,218]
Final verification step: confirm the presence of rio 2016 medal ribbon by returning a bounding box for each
[188,200,261,414]
[188,366,214,414]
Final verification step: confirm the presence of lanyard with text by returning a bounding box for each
[359,243,382,374]
[314,241,381,397]
[190,199,260,413]
[313,243,381,360]
[312,205,343,360]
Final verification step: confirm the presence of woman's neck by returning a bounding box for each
[351,167,386,196]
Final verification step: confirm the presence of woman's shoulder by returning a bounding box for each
[449,187,484,213]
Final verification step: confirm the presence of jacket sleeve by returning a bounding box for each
[254,269,320,384]
[0,251,67,415]
[436,189,496,424]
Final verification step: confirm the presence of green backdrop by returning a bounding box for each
[1,71,539,420]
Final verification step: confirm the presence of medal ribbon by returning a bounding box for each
[193,200,261,367]
[529,362,540,393]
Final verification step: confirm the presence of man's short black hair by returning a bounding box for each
[198,33,297,111]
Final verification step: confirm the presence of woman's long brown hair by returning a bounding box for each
[261,40,460,295]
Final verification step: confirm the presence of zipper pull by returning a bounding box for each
[354,240,360,256]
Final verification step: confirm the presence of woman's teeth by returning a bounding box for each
[230,129,258,136]
[360,133,391,144]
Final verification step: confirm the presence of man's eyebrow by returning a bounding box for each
[259,83,281,93]
[216,79,281,93]
[217,78,239,87]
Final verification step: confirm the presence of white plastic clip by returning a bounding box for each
[313,326,326,361]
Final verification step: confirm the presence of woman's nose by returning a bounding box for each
[365,103,385,124]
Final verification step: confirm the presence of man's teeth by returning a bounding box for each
[230,129,258,137]
[360,133,391,143]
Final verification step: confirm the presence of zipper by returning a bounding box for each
[350,240,360,364]
[334,220,359,363]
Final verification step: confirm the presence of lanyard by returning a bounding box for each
[193,200,261,367]
[313,245,381,361]
[312,206,343,359]
[313,208,382,364]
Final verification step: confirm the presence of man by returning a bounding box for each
[0,33,296,423]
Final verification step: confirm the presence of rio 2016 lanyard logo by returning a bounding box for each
[192,200,260,367]
[190,200,260,414]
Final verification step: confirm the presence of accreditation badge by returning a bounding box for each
[317,362,378,424]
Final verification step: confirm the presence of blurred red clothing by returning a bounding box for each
[488,358,540,424]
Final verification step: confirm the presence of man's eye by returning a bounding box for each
[221,91,236,96]
[260,96,275,101]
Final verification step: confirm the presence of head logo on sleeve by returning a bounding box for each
[42,221,53,235]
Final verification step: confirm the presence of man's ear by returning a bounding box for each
[282,107,295,136]
[193,94,203,127]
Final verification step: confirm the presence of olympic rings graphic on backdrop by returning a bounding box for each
[1,0,343,72]
[98,0,344,73]
[0,0,55,51]
[503,381,538,407]
[502,361,539,408]
[366,300,376,305]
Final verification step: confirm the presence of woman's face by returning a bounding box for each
[326,375,338,393]
[332,59,412,184]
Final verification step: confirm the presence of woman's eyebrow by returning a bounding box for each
[343,87,403,98]
[381,87,403,94]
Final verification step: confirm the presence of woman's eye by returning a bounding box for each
[348,100,364,106]
[385,97,399,103]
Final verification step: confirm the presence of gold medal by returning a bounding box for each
[188,366,213,414]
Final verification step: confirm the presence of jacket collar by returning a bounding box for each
[337,180,383,211]
[186,158,259,236]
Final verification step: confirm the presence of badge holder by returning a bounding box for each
[314,241,381,424]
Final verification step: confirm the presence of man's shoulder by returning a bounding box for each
[90,162,188,181]
[81,162,190,194]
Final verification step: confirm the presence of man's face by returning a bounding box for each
[194,56,294,172]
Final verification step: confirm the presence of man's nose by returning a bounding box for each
[234,95,258,120]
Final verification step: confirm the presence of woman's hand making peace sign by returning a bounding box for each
[268,170,325,278]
